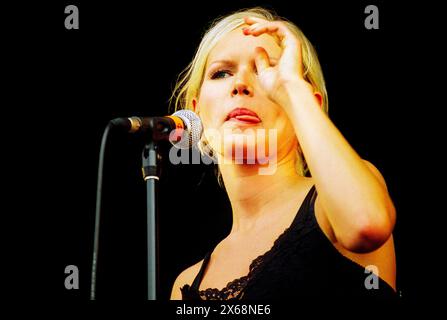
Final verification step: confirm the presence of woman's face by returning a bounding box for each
[196,26,298,163]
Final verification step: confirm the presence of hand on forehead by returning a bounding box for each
[206,24,283,69]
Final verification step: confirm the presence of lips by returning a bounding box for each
[225,108,261,124]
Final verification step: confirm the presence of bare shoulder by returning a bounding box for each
[170,259,204,300]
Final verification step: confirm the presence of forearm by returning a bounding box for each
[278,80,395,249]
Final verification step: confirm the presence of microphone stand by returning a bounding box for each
[92,114,195,300]
[142,140,160,300]
[141,118,180,300]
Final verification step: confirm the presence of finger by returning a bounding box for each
[254,46,271,74]
[244,16,268,26]
[244,21,292,45]
[247,23,279,37]
[242,19,303,77]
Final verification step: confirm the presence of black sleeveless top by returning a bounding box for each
[180,185,397,300]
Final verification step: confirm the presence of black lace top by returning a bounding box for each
[180,185,397,300]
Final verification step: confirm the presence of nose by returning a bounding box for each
[231,78,254,97]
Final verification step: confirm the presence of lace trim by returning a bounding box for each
[197,213,313,300]
[196,250,267,300]
[191,186,317,300]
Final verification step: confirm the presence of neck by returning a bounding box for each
[218,149,308,235]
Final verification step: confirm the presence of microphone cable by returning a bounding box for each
[90,122,112,300]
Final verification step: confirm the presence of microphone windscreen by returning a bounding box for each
[172,110,203,149]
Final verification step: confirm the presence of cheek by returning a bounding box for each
[269,110,296,145]
[198,83,229,128]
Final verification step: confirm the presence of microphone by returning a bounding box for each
[110,110,202,149]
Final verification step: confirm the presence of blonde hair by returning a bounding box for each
[170,7,329,185]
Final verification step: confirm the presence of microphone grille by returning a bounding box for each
[172,110,203,149]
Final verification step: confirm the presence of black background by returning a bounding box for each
[4,0,442,304]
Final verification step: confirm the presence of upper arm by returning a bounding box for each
[314,193,337,243]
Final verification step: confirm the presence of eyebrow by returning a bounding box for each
[207,60,236,69]
[208,57,279,69]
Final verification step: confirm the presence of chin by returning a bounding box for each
[220,134,273,164]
